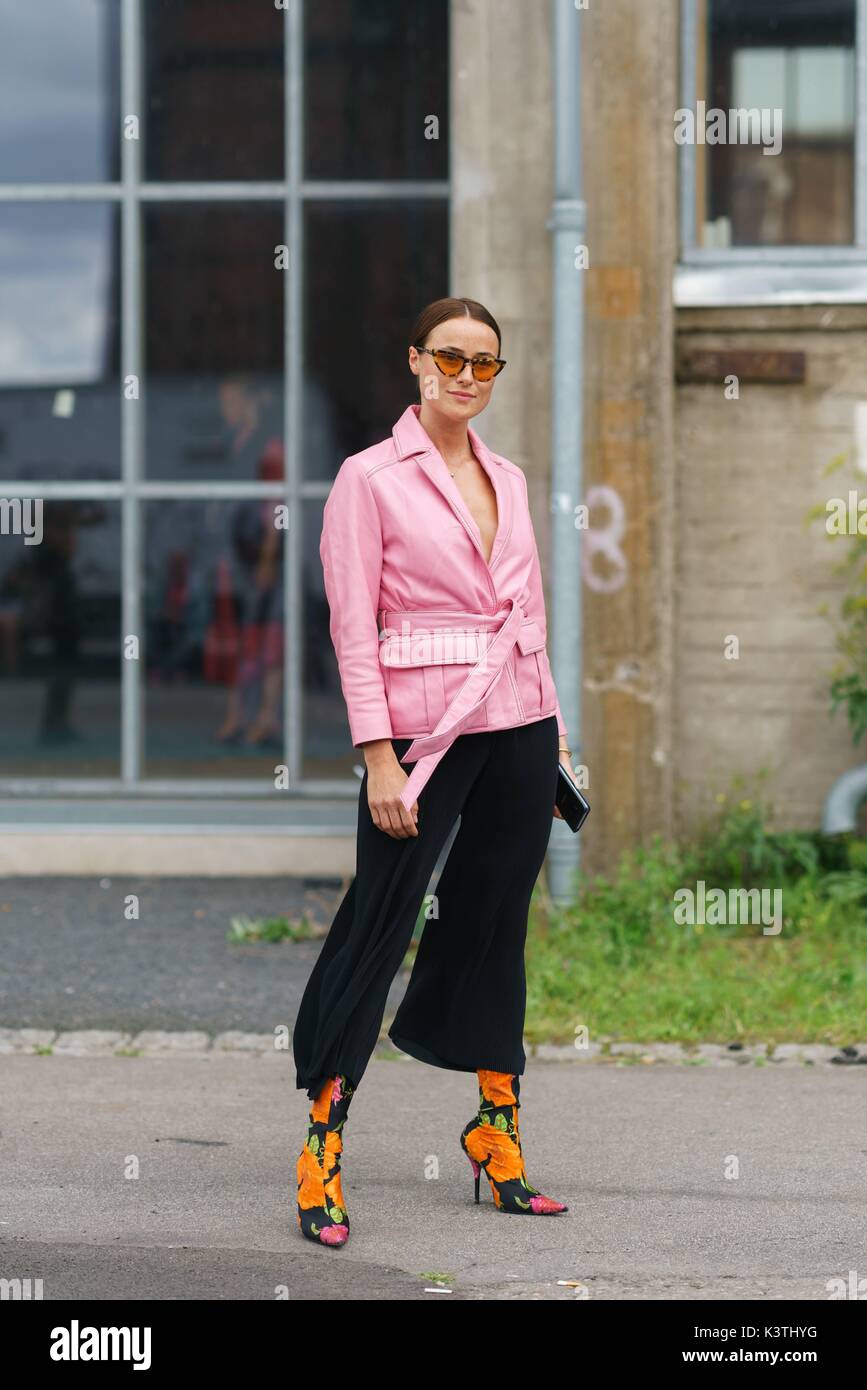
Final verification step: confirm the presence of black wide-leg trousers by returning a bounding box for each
[293,714,560,1100]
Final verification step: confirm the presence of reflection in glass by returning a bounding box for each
[144,203,284,480]
[0,0,120,183]
[305,0,449,181]
[700,0,855,246]
[0,204,120,480]
[0,502,120,774]
[145,499,285,778]
[302,498,354,779]
[303,200,448,479]
[144,0,284,181]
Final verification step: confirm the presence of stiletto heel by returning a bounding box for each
[460,1070,568,1215]
[296,1072,357,1247]
[465,1151,482,1204]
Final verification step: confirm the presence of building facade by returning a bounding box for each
[0,0,861,876]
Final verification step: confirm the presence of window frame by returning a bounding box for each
[676,0,867,304]
[0,0,449,797]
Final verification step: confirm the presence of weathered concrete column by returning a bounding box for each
[574,0,678,867]
[452,0,678,874]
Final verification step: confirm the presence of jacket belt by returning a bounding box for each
[378,598,526,813]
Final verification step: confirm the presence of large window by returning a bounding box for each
[677,0,867,303]
[0,0,449,792]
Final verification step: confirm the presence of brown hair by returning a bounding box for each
[409,296,502,356]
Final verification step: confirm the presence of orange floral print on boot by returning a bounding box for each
[296,1072,357,1246]
[460,1070,568,1214]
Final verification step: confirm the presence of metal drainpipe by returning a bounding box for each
[822,765,867,835]
[546,0,585,903]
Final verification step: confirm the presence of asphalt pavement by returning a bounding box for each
[2,875,864,1302]
[0,874,376,1035]
[1,1053,864,1300]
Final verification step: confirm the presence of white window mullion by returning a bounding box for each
[120,0,144,785]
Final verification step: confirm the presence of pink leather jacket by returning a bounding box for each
[320,402,568,812]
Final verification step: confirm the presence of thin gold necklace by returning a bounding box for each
[448,454,474,478]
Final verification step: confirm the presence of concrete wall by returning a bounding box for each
[452,0,679,875]
[674,306,867,834]
[579,0,678,869]
[451,0,863,872]
[450,0,556,497]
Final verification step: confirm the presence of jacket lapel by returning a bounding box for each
[392,404,513,572]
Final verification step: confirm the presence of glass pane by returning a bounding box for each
[0,501,120,775]
[144,500,285,777]
[144,0,284,181]
[698,0,855,246]
[305,0,449,181]
[0,204,121,480]
[0,0,120,183]
[302,498,354,779]
[303,199,449,480]
[144,203,284,480]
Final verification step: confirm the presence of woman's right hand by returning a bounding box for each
[362,741,419,838]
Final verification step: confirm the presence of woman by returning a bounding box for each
[293,296,576,1247]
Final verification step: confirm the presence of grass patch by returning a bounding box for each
[523,796,867,1046]
[227,913,320,944]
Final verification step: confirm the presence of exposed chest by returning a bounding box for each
[451,460,499,565]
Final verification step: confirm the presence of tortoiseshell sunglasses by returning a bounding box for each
[413,345,507,382]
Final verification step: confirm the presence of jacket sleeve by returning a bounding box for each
[520,469,568,742]
[320,459,394,747]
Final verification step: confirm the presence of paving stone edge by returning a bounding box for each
[0,1028,865,1066]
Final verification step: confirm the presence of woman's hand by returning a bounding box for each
[362,741,419,839]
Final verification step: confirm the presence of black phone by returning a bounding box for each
[555,761,591,833]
